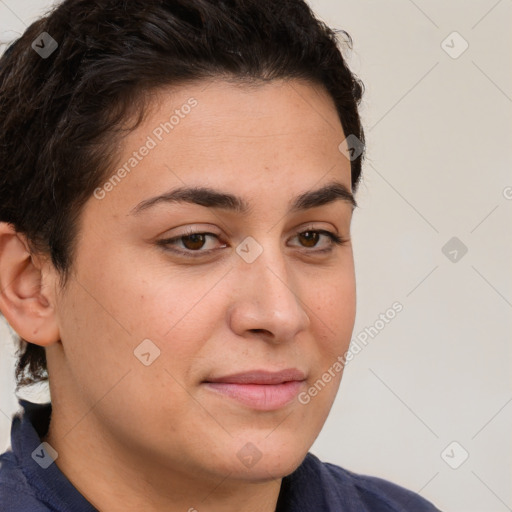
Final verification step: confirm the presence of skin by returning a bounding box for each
[0,78,356,512]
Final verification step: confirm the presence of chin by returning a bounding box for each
[221,440,311,483]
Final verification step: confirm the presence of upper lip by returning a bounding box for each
[204,369,306,385]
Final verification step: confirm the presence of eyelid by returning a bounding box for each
[157,224,348,258]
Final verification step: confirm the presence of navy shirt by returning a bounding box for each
[0,400,442,511]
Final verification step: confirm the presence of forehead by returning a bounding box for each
[133,78,345,153]
[89,78,352,221]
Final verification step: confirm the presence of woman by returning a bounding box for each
[0,0,441,510]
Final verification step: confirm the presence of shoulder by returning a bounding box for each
[0,449,52,512]
[300,453,442,512]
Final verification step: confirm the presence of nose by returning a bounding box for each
[227,242,311,344]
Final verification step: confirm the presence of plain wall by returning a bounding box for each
[1,1,511,511]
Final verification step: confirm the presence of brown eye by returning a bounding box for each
[158,231,225,258]
[298,231,320,248]
[290,229,347,253]
[181,233,208,251]
[158,227,346,259]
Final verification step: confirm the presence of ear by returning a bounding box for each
[0,222,60,346]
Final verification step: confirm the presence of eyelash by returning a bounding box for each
[157,227,348,259]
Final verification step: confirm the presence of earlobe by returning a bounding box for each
[0,222,60,346]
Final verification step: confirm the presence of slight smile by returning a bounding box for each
[203,369,307,411]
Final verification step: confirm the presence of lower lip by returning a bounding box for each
[203,381,304,411]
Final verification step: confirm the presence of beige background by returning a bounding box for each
[1,1,511,511]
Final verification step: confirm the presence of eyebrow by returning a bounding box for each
[129,180,357,216]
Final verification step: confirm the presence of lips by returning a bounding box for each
[205,369,306,385]
[203,369,306,411]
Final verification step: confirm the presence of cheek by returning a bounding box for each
[77,244,218,337]
[301,273,355,417]
[54,280,135,414]
[310,266,356,351]
[54,266,213,427]
[121,268,227,350]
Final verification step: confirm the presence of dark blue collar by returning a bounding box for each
[11,399,98,511]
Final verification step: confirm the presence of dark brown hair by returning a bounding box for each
[0,0,365,388]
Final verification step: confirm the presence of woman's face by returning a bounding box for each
[49,78,357,483]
